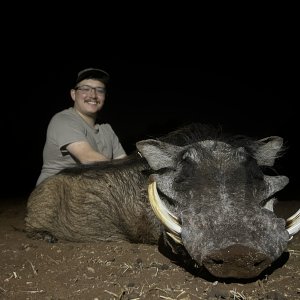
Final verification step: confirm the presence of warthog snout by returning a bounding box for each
[202,245,272,278]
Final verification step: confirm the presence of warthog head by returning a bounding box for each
[136,129,299,279]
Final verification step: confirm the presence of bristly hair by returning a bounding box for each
[157,123,255,149]
[158,123,222,146]
[157,122,287,161]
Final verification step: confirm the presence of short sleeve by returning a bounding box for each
[47,111,88,150]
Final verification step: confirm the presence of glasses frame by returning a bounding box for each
[75,85,106,96]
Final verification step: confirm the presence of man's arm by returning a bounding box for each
[66,141,109,163]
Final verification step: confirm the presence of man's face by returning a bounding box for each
[71,79,106,116]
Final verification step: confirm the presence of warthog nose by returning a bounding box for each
[202,244,272,279]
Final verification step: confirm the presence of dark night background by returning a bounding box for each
[2,55,298,201]
[1,9,298,201]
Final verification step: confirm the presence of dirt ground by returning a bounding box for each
[0,197,300,300]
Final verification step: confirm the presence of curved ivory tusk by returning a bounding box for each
[286,208,300,238]
[148,181,182,236]
[166,231,183,245]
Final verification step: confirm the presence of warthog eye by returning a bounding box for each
[174,160,196,188]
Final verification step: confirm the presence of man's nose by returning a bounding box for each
[89,88,97,96]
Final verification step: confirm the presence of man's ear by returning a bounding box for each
[70,89,76,101]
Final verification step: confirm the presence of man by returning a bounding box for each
[36,68,127,185]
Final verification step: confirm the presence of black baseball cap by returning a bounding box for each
[75,68,110,86]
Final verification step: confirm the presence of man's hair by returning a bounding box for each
[75,68,110,86]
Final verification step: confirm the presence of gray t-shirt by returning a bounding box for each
[36,107,126,185]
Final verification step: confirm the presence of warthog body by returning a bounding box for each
[25,124,299,279]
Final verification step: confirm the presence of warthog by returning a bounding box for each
[25,123,300,279]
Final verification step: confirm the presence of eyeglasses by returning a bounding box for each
[75,85,106,96]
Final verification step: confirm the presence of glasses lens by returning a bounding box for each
[76,85,105,95]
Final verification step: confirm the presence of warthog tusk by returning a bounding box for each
[286,208,300,239]
[148,181,182,242]
[166,231,183,244]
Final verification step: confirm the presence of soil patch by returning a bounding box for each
[0,198,300,299]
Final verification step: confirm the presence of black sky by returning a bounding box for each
[2,52,298,199]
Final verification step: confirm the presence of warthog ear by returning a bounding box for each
[136,139,182,170]
[264,175,289,198]
[255,136,285,166]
